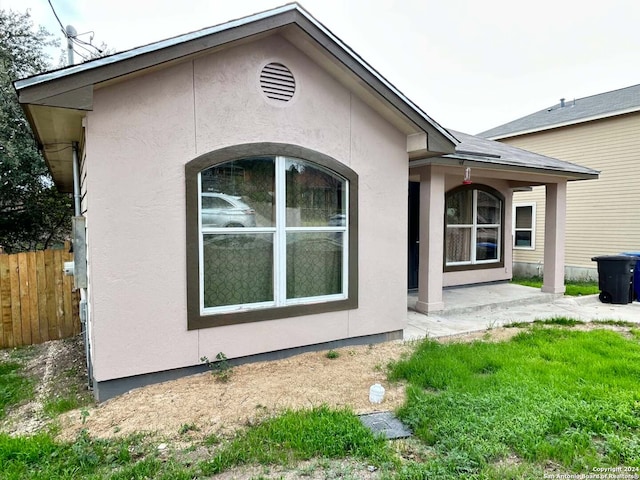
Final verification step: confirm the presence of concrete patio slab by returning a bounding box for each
[406,283,640,340]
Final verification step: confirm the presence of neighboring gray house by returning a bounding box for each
[481,84,640,279]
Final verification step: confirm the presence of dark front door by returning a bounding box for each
[408,181,420,290]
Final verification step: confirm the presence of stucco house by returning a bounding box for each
[15,4,597,400]
[481,84,639,280]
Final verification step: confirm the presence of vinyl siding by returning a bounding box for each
[506,112,640,270]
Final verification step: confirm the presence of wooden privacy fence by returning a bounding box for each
[0,246,80,348]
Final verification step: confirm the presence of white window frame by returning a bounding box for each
[198,156,348,315]
[513,202,536,250]
[446,189,502,267]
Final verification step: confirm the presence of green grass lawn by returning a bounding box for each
[0,354,33,420]
[2,323,640,479]
[388,323,640,478]
[512,276,600,296]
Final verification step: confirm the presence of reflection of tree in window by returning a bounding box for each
[286,159,344,226]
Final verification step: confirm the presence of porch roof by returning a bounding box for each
[409,129,599,181]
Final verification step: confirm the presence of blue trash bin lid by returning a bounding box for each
[621,252,640,257]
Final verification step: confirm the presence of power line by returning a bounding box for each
[71,38,94,56]
[47,0,104,64]
[73,35,104,54]
[72,49,88,61]
[47,0,66,36]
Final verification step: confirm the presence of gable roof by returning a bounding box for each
[410,130,599,180]
[480,83,640,140]
[14,2,599,192]
[14,3,460,192]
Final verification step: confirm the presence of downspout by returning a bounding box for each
[72,142,92,388]
[72,142,81,216]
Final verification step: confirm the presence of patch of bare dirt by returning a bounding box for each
[3,321,634,445]
[57,341,413,441]
[1,335,88,435]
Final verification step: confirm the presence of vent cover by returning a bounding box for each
[260,63,296,102]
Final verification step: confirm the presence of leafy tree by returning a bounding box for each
[0,9,72,253]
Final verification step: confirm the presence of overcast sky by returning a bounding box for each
[2,0,640,134]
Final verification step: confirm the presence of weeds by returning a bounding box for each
[198,406,393,475]
[325,349,340,359]
[178,423,199,435]
[0,430,171,480]
[503,321,530,328]
[533,317,584,327]
[592,319,637,327]
[201,352,233,383]
[0,359,33,419]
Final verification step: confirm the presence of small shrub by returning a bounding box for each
[325,350,340,359]
[179,423,199,435]
[201,353,233,383]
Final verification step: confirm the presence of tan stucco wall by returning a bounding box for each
[507,113,640,273]
[84,34,408,383]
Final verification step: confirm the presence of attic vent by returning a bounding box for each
[260,63,296,102]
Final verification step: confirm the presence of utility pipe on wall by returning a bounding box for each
[72,142,81,216]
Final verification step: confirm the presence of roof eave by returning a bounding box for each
[409,154,600,181]
[14,3,457,153]
[486,105,640,140]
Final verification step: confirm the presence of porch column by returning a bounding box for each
[415,165,445,313]
[542,181,567,294]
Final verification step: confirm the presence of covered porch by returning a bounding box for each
[408,130,598,313]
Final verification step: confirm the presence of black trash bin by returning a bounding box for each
[591,255,635,304]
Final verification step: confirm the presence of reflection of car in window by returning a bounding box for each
[201,193,256,227]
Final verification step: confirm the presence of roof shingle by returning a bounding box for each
[479,83,640,139]
[442,130,599,179]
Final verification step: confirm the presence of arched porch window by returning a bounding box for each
[445,185,504,270]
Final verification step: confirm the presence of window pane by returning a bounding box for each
[203,234,273,307]
[477,191,501,224]
[446,227,471,262]
[515,206,532,229]
[285,159,346,227]
[515,231,532,247]
[201,157,275,227]
[446,190,472,225]
[476,228,498,261]
[287,232,343,299]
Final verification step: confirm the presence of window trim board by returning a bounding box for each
[513,202,536,250]
[443,184,505,272]
[185,143,358,330]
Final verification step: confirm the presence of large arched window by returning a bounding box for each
[445,185,504,270]
[186,144,358,329]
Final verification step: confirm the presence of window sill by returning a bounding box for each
[444,261,505,273]
[188,297,358,330]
